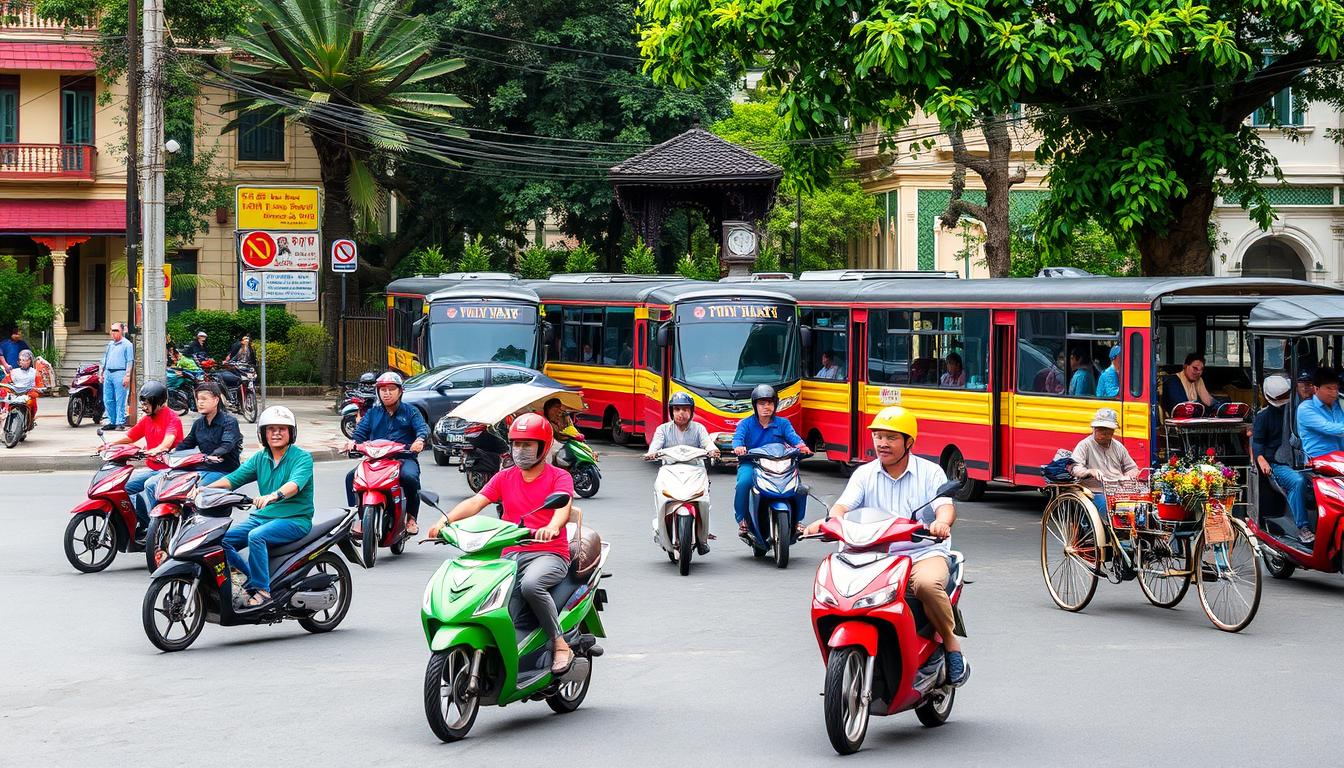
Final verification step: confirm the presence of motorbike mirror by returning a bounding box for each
[539,492,572,511]
[935,480,961,499]
[656,323,669,349]
[419,489,443,511]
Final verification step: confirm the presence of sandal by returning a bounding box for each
[245,591,270,608]
[551,645,574,675]
[405,517,419,536]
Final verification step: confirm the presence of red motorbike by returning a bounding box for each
[144,450,213,570]
[807,481,967,755]
[63,444,150,573]
[340,390,374,439]
[66,363,105,428]
[349,439,416,568]
[1248,449,1344,579]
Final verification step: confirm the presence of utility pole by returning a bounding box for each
[125,3,138,337]
[140,0,166,383]
[792,194,802,276]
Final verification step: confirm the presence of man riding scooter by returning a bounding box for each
[1,349,43,425]
[144,382,242,513]
[804,406,969,687]
[732,384,810,536]
[103,382,184,541]
[344,371,428,536]
[647,392,720,557]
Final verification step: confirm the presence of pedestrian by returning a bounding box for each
[100,322,134,430]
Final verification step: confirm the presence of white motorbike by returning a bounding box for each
[650,444,714,576]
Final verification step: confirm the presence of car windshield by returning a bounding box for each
[427,321,536,368]
[674,319,798,393]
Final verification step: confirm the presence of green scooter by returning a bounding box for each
[555,438,601,498]
[419,491,610,742]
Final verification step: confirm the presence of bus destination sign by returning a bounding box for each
[685,302,787,321]
[431,303,537,323]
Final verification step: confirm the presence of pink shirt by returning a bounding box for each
[480,464,574,559]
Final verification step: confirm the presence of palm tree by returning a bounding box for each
[222,0,467,380]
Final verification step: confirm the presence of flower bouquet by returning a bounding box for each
[1153,449,1239,521]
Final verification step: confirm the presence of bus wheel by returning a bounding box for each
[608,410,632,445]
[943,448,984,502]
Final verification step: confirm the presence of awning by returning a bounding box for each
[448,383,586,425]
[0,42,95,70]
[0,199,126,235]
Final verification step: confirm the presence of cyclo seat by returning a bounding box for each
[267,515,343,562]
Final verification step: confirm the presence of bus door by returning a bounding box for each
[992,311,1016,482]
[635,310,666,436]
[848,309,867,461]
[1121,319,1153,465]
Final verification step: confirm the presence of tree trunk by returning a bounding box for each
[940,114,1026,278]
[1136,186,1215,276]
[311,133,355,385]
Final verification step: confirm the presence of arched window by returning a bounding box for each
[1241,238,1306,280]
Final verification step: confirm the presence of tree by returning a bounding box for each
[623,238,658,274]
[0,256,55,334]
[640,0,1344,275]
[938,113,1026,277]
[1010,211,1141,278]
[457,236,493,272]
[516,246,554,279]
[563,243,599,273]
[223,0,468,380]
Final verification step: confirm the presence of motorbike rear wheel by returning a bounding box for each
[361,505,381,569]
[823,647,870,755]
[241,388,258,423]
[167,388,190,416]
[574,466,600,498]
[298,552,353,633]
[547,657,592,713]
[1262,548,1296,579]
[914,684,956,727]
[424,646,481,742]
[2,410,21,448]
[773,509,791,569]
[64,510,119,573]
[466,469,489,494]
[144,515,180,572]
[677,515,694,576]
[142,574,205,652]
[340,413,357,439]
[67,395,86,428]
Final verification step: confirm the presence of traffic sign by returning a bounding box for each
[240,270,319,303]
[331,238,358,272]
[236,231,320,271]
[136,264,172,302]
[235,185,322,230]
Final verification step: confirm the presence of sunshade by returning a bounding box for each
[448,383,586,425]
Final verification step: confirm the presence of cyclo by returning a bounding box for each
[1039,455,1262,633]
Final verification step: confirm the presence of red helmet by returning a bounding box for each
[508,412,553,457]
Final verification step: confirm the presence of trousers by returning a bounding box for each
[103,372,128,426]
[1270,464,1312,530]
[909,555,957,642]
[223,516,310,593]
[506,551,568,640]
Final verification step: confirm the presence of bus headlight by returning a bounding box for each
[777,394,799,411]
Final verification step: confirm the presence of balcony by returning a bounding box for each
[0,144,97,181]
[0,2,98,35]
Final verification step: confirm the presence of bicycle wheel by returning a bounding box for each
[1195,523,1262,633]
[1040,494,1101,612]
[1138,533,1193,608]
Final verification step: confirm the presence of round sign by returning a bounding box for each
[332,239,356,263]
[693,306,706,319]
[445,307,458,318]
[240,231,277,269]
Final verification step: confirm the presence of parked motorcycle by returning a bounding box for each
[0,383,38,448]
[740,444,808,568]
[419,491,609,742]
[166,365,203,415]
[348,439,417,568]
[807,480,967,754]
[340,390,374,439]
[66,363,105,428]
[555,438,601,498]
[649,444,713,576]
[141,488,359,652]
[202,360,259,423]
[1248,449,1344,579]
[62,444,150,572]
[459,420,511,493]
[143,450,214,571]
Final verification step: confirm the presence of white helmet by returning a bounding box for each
[1263,374,1291,405]
[257,405,298,445]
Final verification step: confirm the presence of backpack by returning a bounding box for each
[1041,449,1077,484]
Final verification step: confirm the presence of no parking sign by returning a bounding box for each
[331,239,358,272]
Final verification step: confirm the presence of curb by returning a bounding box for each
[1,447,352,473]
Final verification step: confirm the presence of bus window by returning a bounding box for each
[1020,310,1119,397]
[803,309,848,381]
[867,309,910,385]
[647,321,663,374]
[1019,310,1066,394]
[1128,332,1144,398]
[603,308,635,365]
[961,311,989,390]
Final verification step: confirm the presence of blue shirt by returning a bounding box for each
[1297,395,1344,459]
[732,414,803,450]
[1069,368,1095,397]
[0,338,31,368]
[101,337,134,372]
[1095,366,1120,399]
[351,400,429,449]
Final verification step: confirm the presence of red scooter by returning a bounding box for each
[63,444,150,573]
[349,439,416,568]
[807,480,967,755]
[1248,450,1344,579]
[66,363,105,428]
[144,450,214,571]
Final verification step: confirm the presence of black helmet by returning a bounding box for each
[668,391,694,417]
[139,381,168,409]
[358,371,377,386]
[750,384,778,406]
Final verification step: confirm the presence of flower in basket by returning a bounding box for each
[1153,453,1237,509]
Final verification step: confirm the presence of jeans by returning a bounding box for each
[506,551,568,640]
[223,516,311,593]
[1091,492,1108,520]
[103,371,128,426]
[1270,464,1312,530]
[126,468,157,526]
[345,458,422,522]
[733,464,807,526]
[143,470,227,517]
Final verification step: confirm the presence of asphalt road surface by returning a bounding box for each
[5,448,1339,766]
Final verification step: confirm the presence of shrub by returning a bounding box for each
[623,238,658,274]
[167,307,298,359]
[674,254,699,279]
[0,255,55,333]
[281,323,332,384]
[234,307,299,346]
[517,245,553,279]
[458,236,493,272]
[753,246,783,274]
[258,341,289,384]
[563,243,599,273]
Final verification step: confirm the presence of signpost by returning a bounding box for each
[330,238,357,313]
[137,264,172,303]
[237,231,321,271]
[240,271,320,303]
[236,186,321,231]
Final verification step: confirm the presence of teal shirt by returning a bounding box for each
[223,446,315,526]
[1096,366,1120,399]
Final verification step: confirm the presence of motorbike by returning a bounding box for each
[202,359,259,423]
[62,443,151,572]
[141,488,360,652]
[1248,449,1344,579]
[340,390,374,440]
[419,491,609,742]
[66,363,105,428]
[348,439,417,568]
[458,420,511,493]
[166,365,203,415]
[555,437,602,498]
[740,444,808,568]
[649,444,713,575]
[807,480,967,754]
[0,383,38,448]
[143,450,215,571]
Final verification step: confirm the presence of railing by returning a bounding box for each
[0,2,98,31]
[0,144,98,180]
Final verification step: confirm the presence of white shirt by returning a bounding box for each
[647,420,714,453]
[835,455,953,561]
[815,364,843,380]
[7,366,37,390]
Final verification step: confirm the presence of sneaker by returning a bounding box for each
[1299,527,1316,545]
[946,651,970,688]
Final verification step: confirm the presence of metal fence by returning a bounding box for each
[339,312,386,382]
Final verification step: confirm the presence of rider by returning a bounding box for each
[143,382,242,514]
[182,330,210,362]
[1,349,43,423]
[803,406,969,687]
[645,392,719,458]
[543,397,580,460]
[731,384,811,535]
[343,371,429,535]
[1067,407,1139,517]
[427,413,577,674]
[1252,374,1312,543]
[224,333,257,368]
[198,406,314,607]
[103,382,185,539]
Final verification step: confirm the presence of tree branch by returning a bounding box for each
[946,124,992,177]
[1220,47,1326,128]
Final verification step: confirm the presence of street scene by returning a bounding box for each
[4,0,1344,765]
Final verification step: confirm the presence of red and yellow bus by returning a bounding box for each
[385,274,545,375]
[531,277,805,451]
[779,276,1341,499]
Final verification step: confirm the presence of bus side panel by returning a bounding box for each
[861,386,993,479]
[1010,394,1146,486]
[801,380,851,460]
[545,362,640,438]
[635,368,665,439]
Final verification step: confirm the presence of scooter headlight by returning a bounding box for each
[757,457,792,474]
[814,559,839,606]
[452,527,497,553]
[474,576,514,617]
[852,585,900,610]
[172,532,209,558]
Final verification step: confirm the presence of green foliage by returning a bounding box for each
[516,246,554,279]
[398,245,454,278]
[752,246,782,274]
[167,308,299,359]
[0,256,55,333]
[1009,212,1141,278]
[458,236,493,272]
[563,243,599,273]
[279,324,332,384]
[674,250,720,280]
[259,341,289,383]
[623,238,658,274]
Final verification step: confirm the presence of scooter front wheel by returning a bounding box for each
[424,647,481,742]
[361,506,381,569]
[2,410,21,448]
[64,511,119,573]
[67,395,86,428]
[143,575,205,652]
[677,515,694,576]
[144,515,180,572]
[340,413,357,439]
[574,466,600,498]
[466,469,490,494]
[773,509,791,569]
[823,647,870,755]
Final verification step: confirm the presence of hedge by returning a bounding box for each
[166,307,299,359]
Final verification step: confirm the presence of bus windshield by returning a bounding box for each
[426,302,538,368]
[673,304,799,394]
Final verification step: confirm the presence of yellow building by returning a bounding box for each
[0,5,321,377]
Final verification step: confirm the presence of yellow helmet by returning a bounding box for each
[868,406,917,440]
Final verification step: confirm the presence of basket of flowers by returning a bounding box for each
[1152,449,1239,522]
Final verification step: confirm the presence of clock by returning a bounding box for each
[724,223,758,258]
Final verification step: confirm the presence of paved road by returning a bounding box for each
[5,448,1339,766]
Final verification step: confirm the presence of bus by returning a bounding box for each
[385,274,545,375]
[778,276,1343,499]
[530,277,805,452]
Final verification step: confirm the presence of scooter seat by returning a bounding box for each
[267,515,343,561]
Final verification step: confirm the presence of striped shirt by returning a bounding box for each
[835,455,953,561]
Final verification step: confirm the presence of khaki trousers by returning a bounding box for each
[909,555,956,639]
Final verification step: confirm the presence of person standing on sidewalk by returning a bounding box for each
[100,322,134,430]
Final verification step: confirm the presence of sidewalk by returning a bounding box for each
[0,396,349,472]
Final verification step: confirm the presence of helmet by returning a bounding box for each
[868,405,918,441]
[375,371,404,390]
[257,405,298,445]
[138,381,168,409]
[509,412,554,457]
[668,391,695,417]
[358,371,377,386]
[1263,374,1291,404]
[750,384,778,406]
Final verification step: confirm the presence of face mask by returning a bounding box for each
[511,444,542,469]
